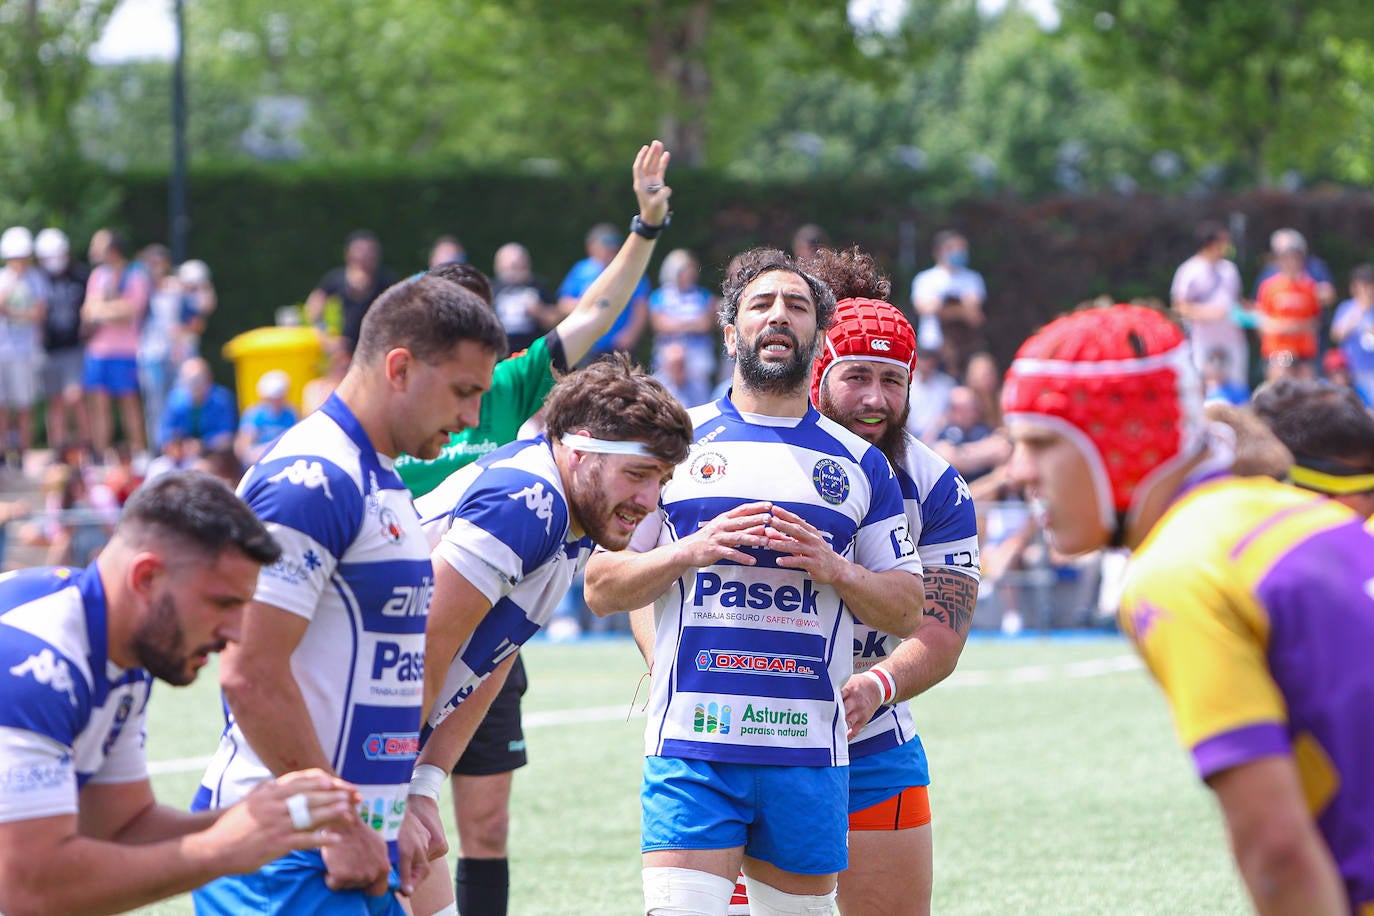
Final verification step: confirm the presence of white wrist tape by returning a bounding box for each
[408,764,447,802]
[862,667,898,705]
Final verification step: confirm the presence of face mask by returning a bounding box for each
[946,250,969,269]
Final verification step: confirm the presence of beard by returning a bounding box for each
[567,467,645,552]
[735,326,815,396]
[818,385,910,467]
[131,592,217,686]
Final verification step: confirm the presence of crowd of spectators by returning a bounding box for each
[4,216,1370,633]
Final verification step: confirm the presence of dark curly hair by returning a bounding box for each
[798,246,892,303]
[718,247,837,332]
[543,354,693,466]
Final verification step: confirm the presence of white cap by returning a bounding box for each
[257,369,290,400]
[34,228,69,259]
[0,227,33,260]
[178,259,210,285]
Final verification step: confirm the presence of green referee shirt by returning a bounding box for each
[396,332,568,497]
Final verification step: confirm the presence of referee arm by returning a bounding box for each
[553,141,671,367]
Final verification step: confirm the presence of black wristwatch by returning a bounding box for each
[631,213,671,240]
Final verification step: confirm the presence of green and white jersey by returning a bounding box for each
[396,332,567,497]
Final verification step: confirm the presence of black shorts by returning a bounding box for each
[452,654,528,777]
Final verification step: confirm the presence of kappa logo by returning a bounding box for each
[510,481,555,534]
[9,649,78,706]
[268,459,334,499]
[871,338,892,351]
[954,475,972,505]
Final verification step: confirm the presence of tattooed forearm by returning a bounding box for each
[923,568,979,637]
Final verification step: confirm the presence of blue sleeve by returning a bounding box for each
[449,468,568,580]
[1309,256,1333,286]
[0,629,89,748]
[203,388,239,442]
[649,288,665,313]
[239,456,364,560]
[239,405,264,435]
[633,275,650,302]
[920,466,979,547]
[158,390,191,446]
[557,262,588,300]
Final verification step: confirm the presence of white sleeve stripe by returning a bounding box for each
[438,519,525,585]
[0,725,77,823]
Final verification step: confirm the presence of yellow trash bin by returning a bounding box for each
[222,327,323,414]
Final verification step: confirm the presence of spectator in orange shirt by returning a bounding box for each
[1255,237,1321,379]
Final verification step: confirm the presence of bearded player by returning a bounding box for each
[725,247,979,915]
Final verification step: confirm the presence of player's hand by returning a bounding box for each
[764,505,849,585]
[395,806,432,896]
[204,769,359,875]
[405,794,449,862]
[321,809,391,896]
[633,140,672,227]
[674,501,773,568]
[841,672,884,741]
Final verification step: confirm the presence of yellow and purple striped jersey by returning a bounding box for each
[1121,475,1374,909]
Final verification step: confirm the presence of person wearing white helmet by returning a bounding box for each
[0,226,51,470]
[234,369,298,466]
[35,228,93,457]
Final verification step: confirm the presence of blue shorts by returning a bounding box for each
[848,736,929,814]
[82,355,140,396]
[641,756,848,876]
[192,849,405,915]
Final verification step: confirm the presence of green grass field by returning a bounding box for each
[132,636,1248,915]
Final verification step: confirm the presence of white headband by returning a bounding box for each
[560,433,658,458]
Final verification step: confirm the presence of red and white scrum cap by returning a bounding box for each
[1001,304,1205,531]
[810,297,918,404]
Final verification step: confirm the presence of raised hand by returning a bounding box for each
[633,140,672,227]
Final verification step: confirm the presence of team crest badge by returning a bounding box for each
[690,451,727,483]
[378,506,405,544]
[811,458,850,505]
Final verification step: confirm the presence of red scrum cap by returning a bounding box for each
[1001,304,1205,531]
[810,297,918,404]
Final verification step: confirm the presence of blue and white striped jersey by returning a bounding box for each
[194,395,430,856]
[850,433,980,757]
[415,437,592,738]
[638,397,924,767]
[0,566,152,824]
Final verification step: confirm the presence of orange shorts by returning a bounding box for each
[848,784,931,831]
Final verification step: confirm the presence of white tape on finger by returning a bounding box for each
[286,792,314,831]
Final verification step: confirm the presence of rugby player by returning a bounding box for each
[399,355,692,916]
[0,472,361,915]
[1002,303,1374,914]
[1250,376,1374,518]
[585,248,925,916]
[700,247,981,916]
[193,277,507,914]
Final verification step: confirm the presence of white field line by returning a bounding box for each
[146,655,1141,776]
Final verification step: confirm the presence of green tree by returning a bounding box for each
[0,0,122,233]
[1059,0,1372,185]
[180,0,870,169]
